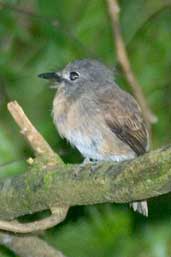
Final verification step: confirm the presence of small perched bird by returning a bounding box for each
[39,59,149,216]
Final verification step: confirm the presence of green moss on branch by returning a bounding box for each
[0,146,171,220]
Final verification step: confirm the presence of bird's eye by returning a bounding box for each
[69,71,79,81]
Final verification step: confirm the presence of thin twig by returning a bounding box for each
[7,101,58,159]
[106,0,157,126]
[0,206,68,233]
[0,231,67,257]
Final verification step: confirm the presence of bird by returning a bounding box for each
[38,59,149,216]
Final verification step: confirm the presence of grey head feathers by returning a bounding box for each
[63,59,115,84]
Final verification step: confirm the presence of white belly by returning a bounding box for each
[56,124,135,162]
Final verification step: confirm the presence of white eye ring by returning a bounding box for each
[69,71,79,81]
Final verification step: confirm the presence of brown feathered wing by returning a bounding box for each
[97,86,149,156]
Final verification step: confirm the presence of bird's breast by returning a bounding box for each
[52,91,86,138]
[52,92,102,158]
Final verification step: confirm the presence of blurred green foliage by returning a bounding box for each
[0,0,171,256]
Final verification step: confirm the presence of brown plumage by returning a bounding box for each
[97,86,149,156]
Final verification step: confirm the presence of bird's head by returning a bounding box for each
[38,59,114,94]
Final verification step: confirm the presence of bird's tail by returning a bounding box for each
[130,201,148,217]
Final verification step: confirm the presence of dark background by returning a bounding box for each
[0,0,171,256]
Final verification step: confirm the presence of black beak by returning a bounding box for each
[38,72,62,82]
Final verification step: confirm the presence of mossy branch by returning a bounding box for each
[0,144,170,221]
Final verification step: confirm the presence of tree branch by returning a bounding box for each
[106,0,157,126]
[0,232,67,257]
[0,144,170,221]
[7,101,56,159]
[0,206,68,233]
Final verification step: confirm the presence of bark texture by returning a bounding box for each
[0,145,170,220]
